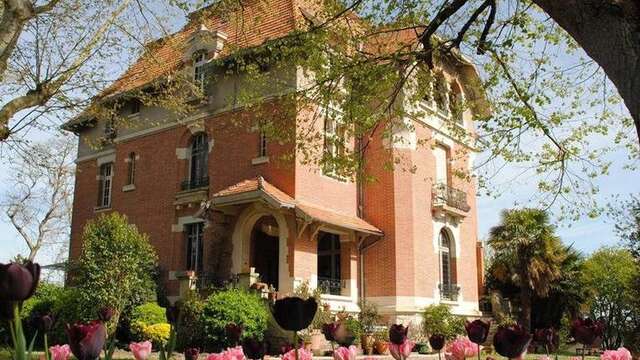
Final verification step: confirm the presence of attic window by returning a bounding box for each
[433,73,449,114]
[193,50,208,91]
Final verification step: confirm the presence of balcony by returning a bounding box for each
[181,176,209,191]
[432,183,470,217]
[439,283,460,302]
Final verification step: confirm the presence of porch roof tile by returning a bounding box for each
[211,176,382,236]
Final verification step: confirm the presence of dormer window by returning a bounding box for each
[193,50,207,92]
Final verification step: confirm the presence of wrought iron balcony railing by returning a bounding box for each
[318,277,343,296]
[432,183,471,212]
[439,283,460,301]
[181,176,209,191]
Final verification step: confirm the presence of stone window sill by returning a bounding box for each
[122,184,136,192]
[94,206,111,213]
[252,156,269,165]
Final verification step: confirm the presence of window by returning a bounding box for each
[97,163,113,208]
[193,50,207,92]
[323,112,346,176]
[258,130,267,157]
[433,73,449,114]
[130,99,141,115]
[104,117,117,140]
[317,232,341,295]
[448,82,463,125]
[186,222,204,272]
[434,145,450,187]
[439,230,453,287]
[126,152,136,186]
[183,132,209,190]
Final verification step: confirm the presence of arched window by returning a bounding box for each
[189,132,208,189]
[193,50,208,91]
[126,152,136,186]
[439,229,452,286]
[448,82,463,125]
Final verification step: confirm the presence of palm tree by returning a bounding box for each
[488,208,566,331]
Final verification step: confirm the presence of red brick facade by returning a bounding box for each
[67,0,485,318]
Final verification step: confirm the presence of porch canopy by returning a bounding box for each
[208,176,383,236]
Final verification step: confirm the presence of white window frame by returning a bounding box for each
[98,162,113,208]
[193,50,207,92]
[322,106,347,178]
[186,222,204,272]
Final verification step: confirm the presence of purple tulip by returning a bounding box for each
[184,347,200,360]
[429,334,446,351]
[465,319,491,345]
[533,328,558,351]
[166,305,180,324]
[242,337,266,360]
[225,322,244,345]
[272,297,317,331]
[37,313,54,332]
[0,261,40,302]
[570,318,605,346]
[389,324,408,345]
[322,322,338,342]
[493,324,532,359]
[66,320,107,360]
[97,307,115,322]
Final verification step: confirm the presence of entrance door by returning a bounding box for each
[250,217,279,290]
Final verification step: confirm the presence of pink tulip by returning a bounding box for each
[333,346,357,360]
[601,348,632,360]
[49,344,71,360]
[282,348,312,360]
[389,339,415,360]
[538,356,552,360]
[206,346,246,360]
[129,341,153,360]
[446,337,478,360]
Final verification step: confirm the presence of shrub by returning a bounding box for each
[201,288,269,351]
[138,323,171,346]
[70,212,158,331]
[421,304,465,339]
[130,302,168,341]
[0,282,65,347]
[176,291,206,351]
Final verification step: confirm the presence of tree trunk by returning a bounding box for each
[532,0,640,145]
[519,283,533,332]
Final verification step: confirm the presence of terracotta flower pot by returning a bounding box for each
[361,334,375,355]
[374,340,389,355]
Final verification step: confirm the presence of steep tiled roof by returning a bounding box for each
[212,176,382,236]
[103,0,302,97]
[213,176,295,206]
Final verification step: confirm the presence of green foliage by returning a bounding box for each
[175,292,206,351]
[0,283,65,347]
[130,303,168,341]
[138,323,171,346]
[342,316,363,341]
[201,288,269,351]
[581,247,639,349]
[487,208,566,330]
[421,304,465,339]
[358,300,382,333]
[70,212,158,327]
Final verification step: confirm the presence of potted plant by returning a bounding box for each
[359,301,381,355]
[373,328,389,355]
